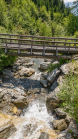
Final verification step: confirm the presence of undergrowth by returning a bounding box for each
[57,73,78,122]
[0,48,16,71]
[47,58,69,73]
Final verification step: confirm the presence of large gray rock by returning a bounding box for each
[40,72,48,80]
[60,64,69,74]
[50,79,58,91]
[39,62,50,70]
[47,68,60,83]
[52,61,59,65]
[68,119,78,138]
[53,119,67,131]
[57,129,73,139]
[40,79,47,88]
[46,96,59,112]
[3,70,14,78]
[65,115,72,125]
[55,108,66,118]
[19,67,35,77]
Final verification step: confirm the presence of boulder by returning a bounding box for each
[3,70,14,78]
[39,62,50,70]
[44,59,52,62]
[23,62,34,67]
[65,115,72,125]
[60,61,78,75]
[60,64,69,74]
[0,113,16,139]
[55,108,66,118]
[13,97,28,109]
[57,75,64,86]
[40,79,47,88]
[47,68,60,83]
[53,119,67,131]
[40,72,48,80]
[68,119,78,138]
[46,96,59,112]
[57,129,73,139]
[38,132,49,139]
[50,79,58,91]
[52,61,59,65]
[19,67,35,77]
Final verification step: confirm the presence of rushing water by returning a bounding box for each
[8,58,54,139]
[9,99,54,139]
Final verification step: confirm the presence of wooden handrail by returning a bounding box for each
[0,37,78,44]
[0,33,78,40]
[0,33,78,58]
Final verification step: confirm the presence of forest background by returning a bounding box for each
[0,0,78,38]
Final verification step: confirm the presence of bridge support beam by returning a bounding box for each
[18,45,20,54]
[5,43,8,54]
[56,47,58,56]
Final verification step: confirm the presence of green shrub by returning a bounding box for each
[74,31,78,38]
[47,58,69,73]
[0,49,16,71]
[58,73,78,121]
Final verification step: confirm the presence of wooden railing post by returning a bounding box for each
[5,38,8,54]
[31,37,33,55]
[56,43,58,56]
[64,39,66,49]
[10,35,12,43]
[68,43,70,54]
[18,38,20,54]
[54,38,55,48]
[43,38,45,56]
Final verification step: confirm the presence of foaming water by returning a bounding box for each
[32,72,41,80]
[22,99,53,124]
[9,99,54,139]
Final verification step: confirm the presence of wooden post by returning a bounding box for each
[64,39,66,49]
[75,40,77,49]
[43,38,45,56]
[31,37,33,55]
[68,43,70,54]
[56,43,58,56]
[18,39,20,54]
[10,35,12,43]
[54,38,55,48]
[5,38,8,54]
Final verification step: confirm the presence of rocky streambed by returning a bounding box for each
[0,56,78,139]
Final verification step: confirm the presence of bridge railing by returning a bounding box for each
[0,33,78,57]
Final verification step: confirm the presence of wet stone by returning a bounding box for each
[38,132,49,139]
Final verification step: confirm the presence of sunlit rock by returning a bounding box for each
[19,67,35,77]
[47,68,60,83]
[53,119,67,131]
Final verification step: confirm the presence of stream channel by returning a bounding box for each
[9,58,55,139]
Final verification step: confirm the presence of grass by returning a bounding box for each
[57,72,78,122]
[47,58,69,73]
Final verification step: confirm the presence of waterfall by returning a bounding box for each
[8,99,54,139]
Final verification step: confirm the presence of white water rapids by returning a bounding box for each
[8,99,54,139]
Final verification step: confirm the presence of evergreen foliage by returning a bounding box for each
[0,0,78,37]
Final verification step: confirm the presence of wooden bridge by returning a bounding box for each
[0,33,78,59]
